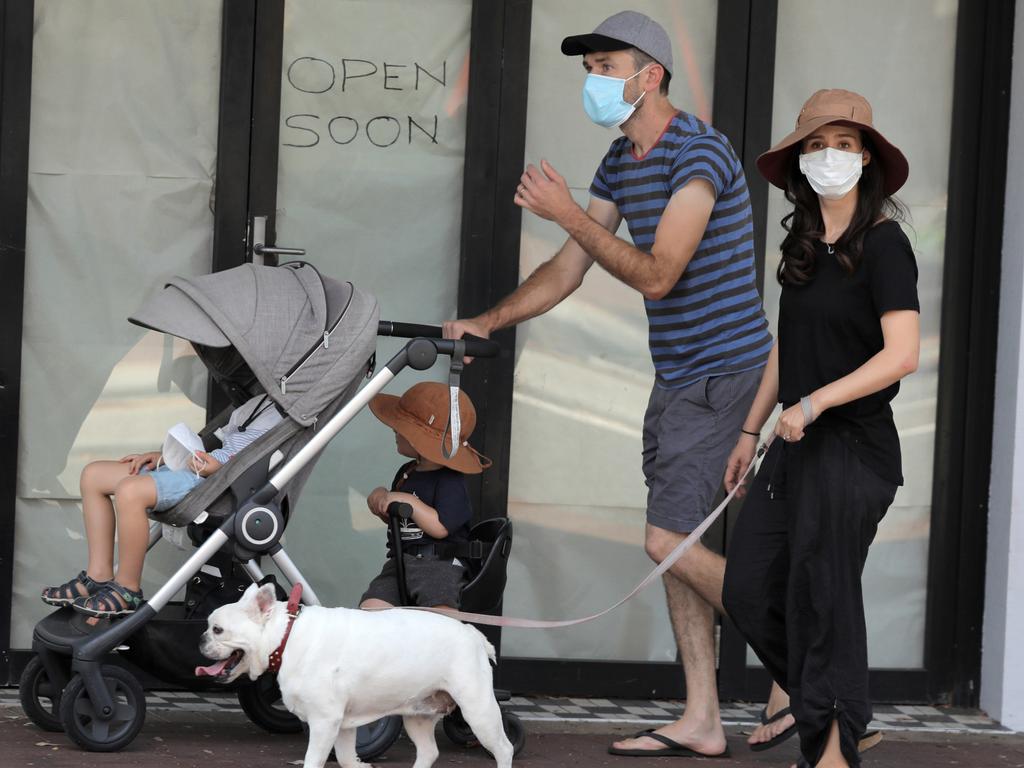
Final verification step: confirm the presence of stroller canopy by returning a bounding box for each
[129,263,379,426]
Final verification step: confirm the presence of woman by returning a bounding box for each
[721,89,920,768]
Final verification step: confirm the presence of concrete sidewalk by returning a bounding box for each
[3,703,1023,768]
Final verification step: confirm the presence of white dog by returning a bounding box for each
[196,583,513,768]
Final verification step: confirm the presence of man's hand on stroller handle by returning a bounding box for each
[120,451,162,475]
[442,317,491,364]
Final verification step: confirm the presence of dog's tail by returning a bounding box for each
[467,624,498,666]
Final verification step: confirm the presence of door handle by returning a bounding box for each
[254,244,306,257]
[250,215,306,264]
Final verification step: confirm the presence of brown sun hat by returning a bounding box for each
[370,382,491,474]
[756,89,909,196]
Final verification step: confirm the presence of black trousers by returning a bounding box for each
[723,428,897,767]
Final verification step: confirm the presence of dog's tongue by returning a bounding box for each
[195,658,231,678]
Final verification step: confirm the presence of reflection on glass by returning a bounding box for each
[504,1,718,662]
[12,1,222,646]
[754,0,958,668]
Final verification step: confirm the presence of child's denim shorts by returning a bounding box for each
[140,466,203,511]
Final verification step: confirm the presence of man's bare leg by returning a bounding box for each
[610,526,727,756]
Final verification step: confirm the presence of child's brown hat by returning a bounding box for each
[369,382,491,474]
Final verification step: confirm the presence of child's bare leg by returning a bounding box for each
[79,460,135,582]
[111,475,158,592]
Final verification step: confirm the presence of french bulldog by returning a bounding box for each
[196,583,513,768]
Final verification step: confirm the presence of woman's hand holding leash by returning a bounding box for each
[774,394,818,443]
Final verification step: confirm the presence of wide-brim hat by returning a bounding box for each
[370,382,491,474]
[756,89,909,196]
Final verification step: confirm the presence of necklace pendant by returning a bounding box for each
[826,244,835,255]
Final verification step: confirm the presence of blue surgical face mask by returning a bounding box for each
[582,65,651,128]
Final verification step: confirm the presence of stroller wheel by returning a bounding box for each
[356,715,403,761]
[502,711,526,756]
[237,675,302,734]
[19,655,65,732]
[58,666,146,752]
[442,708,479,747]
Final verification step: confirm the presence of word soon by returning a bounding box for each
[283,113,440,148]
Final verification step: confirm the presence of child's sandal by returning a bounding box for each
[72,582,144,617]
[41,571,104,607]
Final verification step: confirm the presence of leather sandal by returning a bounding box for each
[41,570,104,607]
[72,581,144,617]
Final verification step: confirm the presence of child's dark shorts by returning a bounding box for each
[360,554,469,608]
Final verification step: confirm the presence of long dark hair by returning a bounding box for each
[777,132,907,285]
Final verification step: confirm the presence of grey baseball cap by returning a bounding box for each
[561,10,673,77]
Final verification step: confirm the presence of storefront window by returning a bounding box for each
[503,0,718,662]
[268,0,472,608]
[11,0,222,646]
[757,0,958,668]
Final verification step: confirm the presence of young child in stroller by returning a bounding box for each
[41,393,282,618]
[360,381,491,610]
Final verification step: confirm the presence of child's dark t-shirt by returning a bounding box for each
[390,463,473,546]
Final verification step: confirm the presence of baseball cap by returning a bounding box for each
[561,10,673,77]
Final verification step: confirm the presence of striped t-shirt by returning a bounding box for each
[209,394,283,464]
[590,111,772,389]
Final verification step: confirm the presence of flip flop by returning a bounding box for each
[789,730,882,766]
[859,729,883,752]
[608,729,730,758]
[749,705,798,752]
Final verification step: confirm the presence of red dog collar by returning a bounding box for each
[267,582,303,674]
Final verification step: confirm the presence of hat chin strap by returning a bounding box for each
[441,339,465,460]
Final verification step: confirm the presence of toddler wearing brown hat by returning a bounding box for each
[359,382,491,610]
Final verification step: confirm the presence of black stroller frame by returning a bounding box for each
[20,264,519,758]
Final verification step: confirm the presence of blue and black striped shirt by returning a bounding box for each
[590,112,772,389]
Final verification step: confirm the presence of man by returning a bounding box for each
[445,11,780,758]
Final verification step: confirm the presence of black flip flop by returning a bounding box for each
[608,729,730,758]
[749,705,798,751]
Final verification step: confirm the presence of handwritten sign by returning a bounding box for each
[282,56,450,149]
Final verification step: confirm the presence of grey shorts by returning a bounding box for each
[360,555,469,608]
[643,367,763,533]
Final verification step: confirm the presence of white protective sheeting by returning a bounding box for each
[12,1,222,647]
[759,0,958,668]
[259,0,473,610]
[503,0,718,663]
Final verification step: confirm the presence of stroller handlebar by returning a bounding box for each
[378,321,499,359]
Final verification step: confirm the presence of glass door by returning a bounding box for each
[245,0,474,608]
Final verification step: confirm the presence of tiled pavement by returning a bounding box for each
[1,688,1012,735]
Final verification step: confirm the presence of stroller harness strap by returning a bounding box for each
[267,582,304,673]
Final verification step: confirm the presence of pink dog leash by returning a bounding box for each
[412,438,774,629]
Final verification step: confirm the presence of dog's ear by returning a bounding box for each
[241,582,261,603]
[254,583,278,619]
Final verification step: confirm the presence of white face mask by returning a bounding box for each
[798,147,864,199]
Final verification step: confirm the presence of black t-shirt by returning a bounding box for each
[777,220,919,484]
[387,462,473,548]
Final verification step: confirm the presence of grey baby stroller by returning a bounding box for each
[18,262,517,759]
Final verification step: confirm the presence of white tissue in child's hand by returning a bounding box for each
[163,422,204,472]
